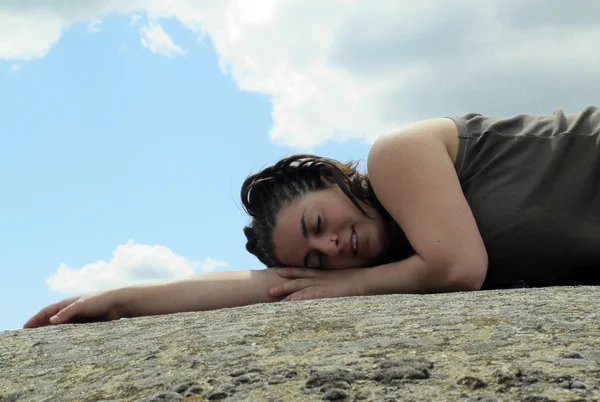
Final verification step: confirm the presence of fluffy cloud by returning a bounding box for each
[140,22,186,58]
[9,63,21,72]
[1,1,598,148]
[129,14,141,26]
[46,239,229,293]
[87,18,102,33]
[0,9,64,60]
[199,257,230,273]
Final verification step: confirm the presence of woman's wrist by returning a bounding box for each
[111,285,142,319]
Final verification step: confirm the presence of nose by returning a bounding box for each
[313,233,340,257]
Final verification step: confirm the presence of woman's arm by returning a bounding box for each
[358,254,478,295]
[24,268,288,327]
[270,253,479,302]
[120,268,286,318]
[368,118,488,289]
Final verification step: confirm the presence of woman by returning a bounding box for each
[24,106,600,328]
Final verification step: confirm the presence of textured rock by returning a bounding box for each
[2,286,600,401]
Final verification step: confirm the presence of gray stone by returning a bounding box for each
[143,391,183,402]
[2,287,600,401]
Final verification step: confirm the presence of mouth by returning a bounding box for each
[351,227,358,257]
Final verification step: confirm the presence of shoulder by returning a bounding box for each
[366,117,487,289]
[368,117,459,177]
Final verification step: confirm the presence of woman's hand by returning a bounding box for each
[269,267,365,301]
[23,290,127,328]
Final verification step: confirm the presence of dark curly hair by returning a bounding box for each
[240,154,413,267]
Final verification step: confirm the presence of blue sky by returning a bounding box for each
[2,1,599,331]
[0,11,371,331]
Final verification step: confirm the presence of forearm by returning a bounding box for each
[359,254,476,295]
[118,269,286,318]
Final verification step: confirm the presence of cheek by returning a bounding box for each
[366,218,386,253]
[325,209,347,230]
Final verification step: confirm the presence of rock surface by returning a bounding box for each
[2,287,600,401]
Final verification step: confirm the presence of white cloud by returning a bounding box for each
[1,1,599,147]
[199,257,229,272]
[46,239,229,293]
[0,9,64,60]
[140,22,186,58]
[9,64,21,72]
[87,18,102,33]
[129,14,141,26]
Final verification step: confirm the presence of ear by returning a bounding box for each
[243,226,258,253]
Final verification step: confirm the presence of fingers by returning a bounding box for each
[23,306,58,328]
[270,268,327,298]
[49,299,84,325]
[283,287,328,301]
[269,278,317,297]
[23,307,54,328]
[23,296,79,328]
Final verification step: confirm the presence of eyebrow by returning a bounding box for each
[301,207,310,267]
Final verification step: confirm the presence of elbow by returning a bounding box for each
[448,254,488,291]
[420,253,487,292]
[429,248,487,291]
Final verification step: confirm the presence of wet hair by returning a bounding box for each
[240,154,413,267]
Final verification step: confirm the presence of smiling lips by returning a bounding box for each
[351,227,358,256]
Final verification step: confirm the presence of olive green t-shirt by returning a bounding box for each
[449,106,600,289]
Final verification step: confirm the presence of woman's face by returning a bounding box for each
[272,185,390,269]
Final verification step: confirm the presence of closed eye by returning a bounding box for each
[315,215,323,268]
[302,213,324,268]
